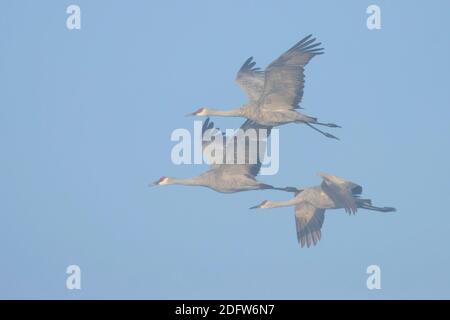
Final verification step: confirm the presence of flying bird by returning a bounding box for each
[153,118,298,193]
[189,35,340,140]
[250,173,396,248]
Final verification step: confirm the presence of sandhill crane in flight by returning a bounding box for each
[153,118,298,193]
[189,35,340,140]
[250,173,396,247]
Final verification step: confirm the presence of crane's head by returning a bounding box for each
[187,107,209,116]
[249,200,274,209]
[151,176,171,186]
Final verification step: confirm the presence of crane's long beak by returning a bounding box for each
[186,108,205,117]
[250,200,269,209]
[150,179,162,187]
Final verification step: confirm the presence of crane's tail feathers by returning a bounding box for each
[352,185,363,196]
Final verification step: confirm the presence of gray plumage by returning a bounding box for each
[190,35,341,140]
[153,118,298,194]
[250,173,396,248]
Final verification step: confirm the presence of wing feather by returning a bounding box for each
[294,202,325,248]
[259,35,324,110]
[319,173,361,215]
[236,57,265,104]
[203,119,272,177]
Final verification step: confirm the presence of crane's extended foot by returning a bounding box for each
[282,186,300,193]
[269,186,300,193]
[360,204,396,212]
[324,132,340,140]
[314,121,341,128]
[304,123,340,140]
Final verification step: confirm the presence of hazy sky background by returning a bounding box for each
[1,0,450,299]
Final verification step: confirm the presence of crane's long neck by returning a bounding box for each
[168,177,203,186]
[207,108,244,117]
[267,197,300,208]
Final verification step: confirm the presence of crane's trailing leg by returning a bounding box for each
[275,186,300,193]
[259,184,300,193]
[357,198,396,212]
[304,122,340,140]
[313,121,341,128]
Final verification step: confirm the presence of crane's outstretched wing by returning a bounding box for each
[319,173,362,215]
[258,35,324,111]
[201,118,223,151]
[294,202,325,248]
[236,57,265,104]
[203,119,272,178]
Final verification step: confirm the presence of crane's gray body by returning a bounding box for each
[193,35,339,138]
[292,186,336,209]
[241,104,312,127]
[154,118,297,194]
[194,168,269,193]
[252,173,396,247]
[293,173,364,211]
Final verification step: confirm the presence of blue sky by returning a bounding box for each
[1,0,449,299]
